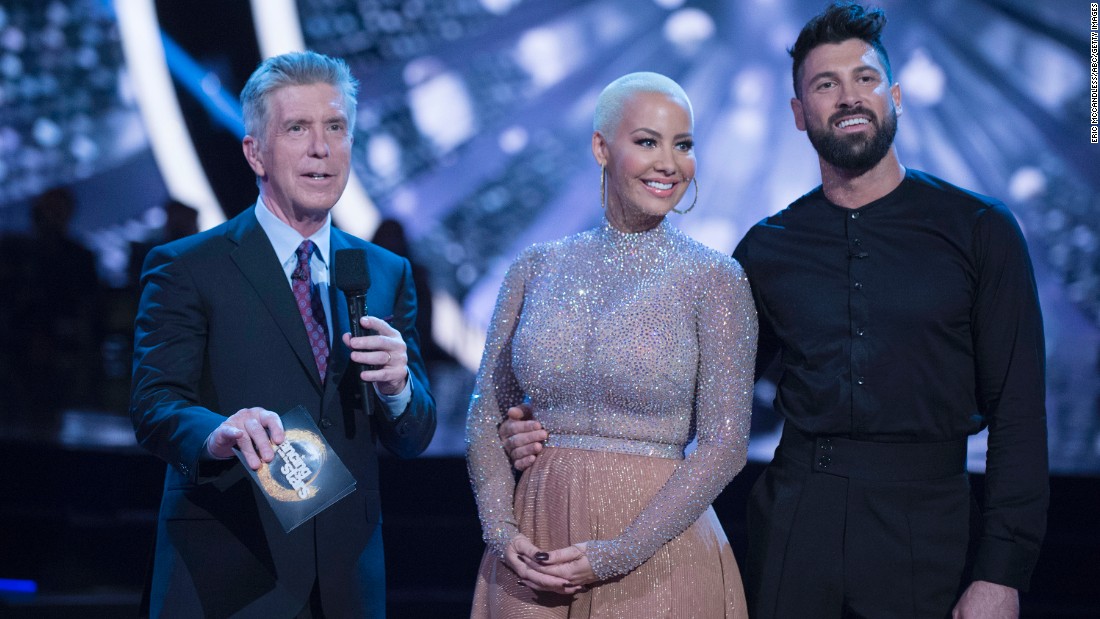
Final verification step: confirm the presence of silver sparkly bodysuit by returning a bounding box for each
[466,219,758,579]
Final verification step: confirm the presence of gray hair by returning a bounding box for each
[240,51,359,140]
[593,72,693,138]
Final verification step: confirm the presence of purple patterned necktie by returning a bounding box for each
[292,240,329,381]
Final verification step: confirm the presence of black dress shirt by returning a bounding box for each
[734,169,1048,589]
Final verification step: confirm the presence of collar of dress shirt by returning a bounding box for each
[254,197,331,285]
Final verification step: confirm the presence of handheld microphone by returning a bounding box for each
[334,248,375,415]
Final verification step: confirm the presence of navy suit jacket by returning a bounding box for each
[131,206,435,617]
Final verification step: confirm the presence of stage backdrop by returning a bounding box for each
[0,0,1096,473]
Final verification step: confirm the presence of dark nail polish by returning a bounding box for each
[534,552,549,562]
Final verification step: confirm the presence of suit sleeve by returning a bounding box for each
[130,243,227,483]
[372,256,437,458]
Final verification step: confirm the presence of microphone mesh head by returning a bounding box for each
[334,248,371,293]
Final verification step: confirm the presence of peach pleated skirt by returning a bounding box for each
[471,447,747,618]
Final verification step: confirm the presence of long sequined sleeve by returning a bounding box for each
[585,258,758,579]
[465,250,532,559]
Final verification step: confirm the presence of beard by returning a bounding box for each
[806,105,897,172]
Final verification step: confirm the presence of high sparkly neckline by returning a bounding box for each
[603,217,668,235]
[601,218,671,250]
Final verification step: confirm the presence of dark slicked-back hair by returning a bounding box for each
[789,1,891,98]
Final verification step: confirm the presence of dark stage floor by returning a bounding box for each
[1,431,1098,618]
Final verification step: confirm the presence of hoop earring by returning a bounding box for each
[600,166,607,209]
[673,177,698,214]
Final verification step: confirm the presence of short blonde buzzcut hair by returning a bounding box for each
[593,72,693,139]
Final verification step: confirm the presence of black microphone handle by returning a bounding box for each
[345,292,377,416]
[346,292,372,338]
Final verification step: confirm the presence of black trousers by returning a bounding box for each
[746,426,973,619]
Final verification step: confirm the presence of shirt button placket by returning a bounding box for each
[847,209,869,427]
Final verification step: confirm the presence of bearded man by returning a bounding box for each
[731,3,1048,617]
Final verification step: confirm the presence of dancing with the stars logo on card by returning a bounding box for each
[256,428,327,501]
[238,406,356,532]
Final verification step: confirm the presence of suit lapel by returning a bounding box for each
[227,208,324,394]
[324,230,354,397]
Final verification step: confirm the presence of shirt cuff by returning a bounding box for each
[373,370,412,421]
[970,536,1041,592]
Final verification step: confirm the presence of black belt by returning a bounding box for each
[776,424,967,482]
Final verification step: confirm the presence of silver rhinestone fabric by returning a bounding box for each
[466,218,757,579]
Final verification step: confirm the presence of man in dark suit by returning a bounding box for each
[131,51,436,618]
